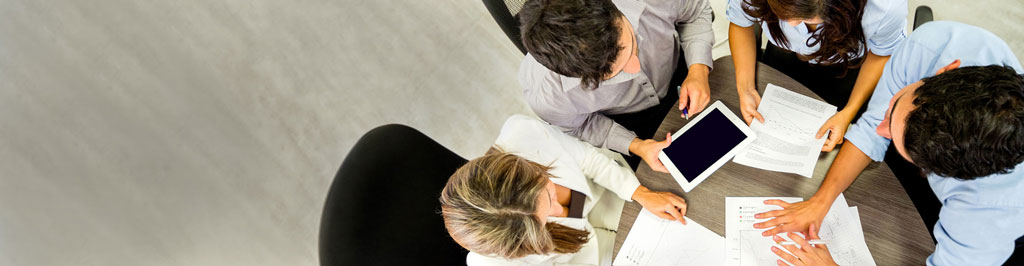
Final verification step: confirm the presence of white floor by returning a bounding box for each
[0,0,1020,265]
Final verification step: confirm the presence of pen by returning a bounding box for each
[779,240,827,246]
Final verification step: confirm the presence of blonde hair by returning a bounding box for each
[439,147,590,258]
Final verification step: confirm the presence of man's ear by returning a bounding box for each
[934,59,961,75]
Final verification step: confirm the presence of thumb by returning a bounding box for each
[808,223,820,239]
[678,86,690,111]
[754,111,765,123]
[816,123,830,139]
[659,133,672,148]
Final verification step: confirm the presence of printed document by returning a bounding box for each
[734,84,837,177]
[613,209,724,266]
[725,195,876,266]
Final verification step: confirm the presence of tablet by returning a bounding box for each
[658,101,755,192]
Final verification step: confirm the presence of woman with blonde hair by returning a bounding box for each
[440,115,689,265]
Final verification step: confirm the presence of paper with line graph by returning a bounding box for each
[613,209,724,266]
[733,84,837,177]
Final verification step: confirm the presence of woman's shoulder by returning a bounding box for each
[496,115,558,147]
[862,0,908,25]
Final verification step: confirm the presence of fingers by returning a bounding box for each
[771,246,801,266]
[663,203,685,224]
[821,133,838,152]
[743,110,754,125]
[651,209,675,221]
[753,110,765,123]
[754,217,781,229]
[764,199,792,208]
[788,232,811,251]
[755,209,784,219]
[816,123,830,139]
[678,86,690,111]
[807,223,824,245]
[668,196,688,223]
[761,224,785,236]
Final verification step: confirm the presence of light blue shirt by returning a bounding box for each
[844,21,1024,265]
[726,0,907,62]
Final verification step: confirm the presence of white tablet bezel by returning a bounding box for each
[657,101,756,192]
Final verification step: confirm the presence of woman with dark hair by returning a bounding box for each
[727,0,907,152]
[440,115,689,266]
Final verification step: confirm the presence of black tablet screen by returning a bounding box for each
[662,108,747,181]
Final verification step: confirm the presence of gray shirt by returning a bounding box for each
[519,0,714,155]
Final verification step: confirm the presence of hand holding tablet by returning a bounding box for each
[658,101,756,192]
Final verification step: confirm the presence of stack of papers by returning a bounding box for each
[734,84,837,178]
[613,209,724,266]
[725,195,876,266]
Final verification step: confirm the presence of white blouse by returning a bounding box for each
[465,115,642,266]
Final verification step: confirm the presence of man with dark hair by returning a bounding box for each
[518,0,714,172]
[754,21,1024,265]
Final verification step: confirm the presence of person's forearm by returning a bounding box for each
[811,142,873,202]
[841,53,890,117]
[729,23,758,92]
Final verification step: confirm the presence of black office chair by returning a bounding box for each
[482,0,528,54]
[318,125,469,265]
[913,6,933,31]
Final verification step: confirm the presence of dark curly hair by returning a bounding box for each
[519,0,623,90]
[903,65,1024,180]
[741,0,867,76]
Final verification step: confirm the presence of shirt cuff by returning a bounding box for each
[616,177,642,202]
[607,122,638,155]
[683,42,714,71]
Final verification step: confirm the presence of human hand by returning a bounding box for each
[628,133,672,173]
[753,198,830,236]
[632,186,688,225]
[678,66,711,118]
[771,224,839,266]
[816,110,855,152]
[738,88,764,125]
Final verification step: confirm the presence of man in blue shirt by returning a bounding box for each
[754,21,1024,265]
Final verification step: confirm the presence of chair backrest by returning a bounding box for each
[319,124,469,265]
[482,0,529,54]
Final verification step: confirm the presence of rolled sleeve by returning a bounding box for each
[675,0,714,70]
[726,0,757,27]
[864,0,908,56]
[605,120,638,155]
[845,75,897,161]
[844,67,899,161]
[844,34,924,161]
[927,199,1024,265]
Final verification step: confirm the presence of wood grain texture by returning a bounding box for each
[611,56,935,265]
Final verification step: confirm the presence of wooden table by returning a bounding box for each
[611,56,936,265]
